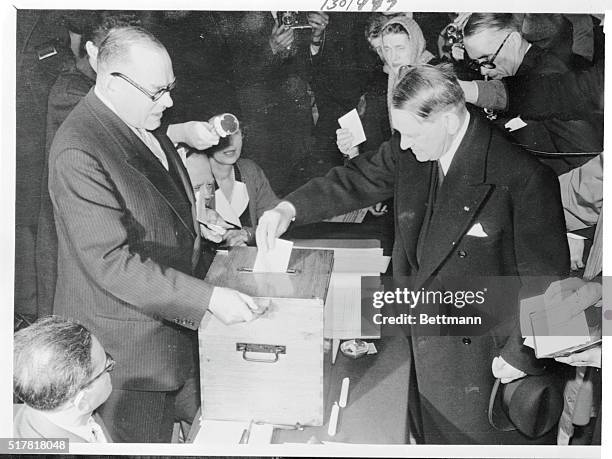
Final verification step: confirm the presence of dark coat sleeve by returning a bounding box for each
[500,161,570,374]
[49,148,212,329]
[503,59,604,120]
[285,138,397,225]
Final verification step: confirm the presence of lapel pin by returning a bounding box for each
[463,206,470,212]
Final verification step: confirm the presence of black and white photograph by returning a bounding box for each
[4,0,608,456]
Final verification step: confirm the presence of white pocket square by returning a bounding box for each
[466,223,488,237]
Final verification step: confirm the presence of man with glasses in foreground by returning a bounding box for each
[48,26,259,442]
[460,13,601,176]
[14,316,114,442]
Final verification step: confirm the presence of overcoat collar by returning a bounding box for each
[84,89,197,237]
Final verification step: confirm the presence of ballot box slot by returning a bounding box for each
[236,342,287,363]
[237,267,299,275]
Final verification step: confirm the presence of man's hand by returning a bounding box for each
[208,287,259,324]
[368,202,388,216]
[336,128,357,156]
[492,356,527,384]
[269,23,294,54]
[199,208,231,243]
[544,278,602,317]
[167,121,220,150]
[255,202,295,252]
[567,235,585,271]
[308,12,329,41]
[223,228,252,247]
[555,345,601,368]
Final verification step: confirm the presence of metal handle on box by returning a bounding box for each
[236,342,286,363]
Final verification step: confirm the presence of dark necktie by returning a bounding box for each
[416,161,444,265]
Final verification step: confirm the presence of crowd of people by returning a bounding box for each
[14,10,603,445]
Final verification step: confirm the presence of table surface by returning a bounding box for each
[273,335,411,444]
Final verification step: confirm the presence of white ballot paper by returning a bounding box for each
[253,238,293,272]
[338,108,366,149]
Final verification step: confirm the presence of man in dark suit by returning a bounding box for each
[461,13,601,175]
[48,26,258,443]
[14,317,114,442]
[257,64,569,444]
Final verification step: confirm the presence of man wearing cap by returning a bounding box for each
[257,64,569,444]
[48,26,258,442]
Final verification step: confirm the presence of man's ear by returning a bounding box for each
[85,41,99,71]
[73,390,93,414]
[506,30,523,53]
[445,110,461,135]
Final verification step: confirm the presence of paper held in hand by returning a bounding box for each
[338,108,366,152]
[520,293,602,359]
[253,238,294,272]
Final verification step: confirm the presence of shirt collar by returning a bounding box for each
[37,408,105,442]
[439,111,470,175]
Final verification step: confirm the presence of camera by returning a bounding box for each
[277,11,312,29]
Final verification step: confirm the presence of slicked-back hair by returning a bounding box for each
[392,64,465,120]
[463,13,520,38]
[14,316,94,411]
[97,25,166,74]
[79,11,142,58]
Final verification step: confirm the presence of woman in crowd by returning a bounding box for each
[186,127,280,247]
[336,15,435,158]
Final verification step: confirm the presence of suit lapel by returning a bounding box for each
[396,146,431,273]
[85,91,196,237]
[415,113,494,286]
[153,130,201,237]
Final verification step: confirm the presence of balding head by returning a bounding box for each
[95,26,175,130]
[96,26,166,77]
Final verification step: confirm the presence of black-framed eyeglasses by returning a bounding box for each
[474,32,512,71]
[111,72,176,102]
[81,352,115,389]
[464,31,512,74]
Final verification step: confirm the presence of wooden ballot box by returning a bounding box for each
[199,246,334,426]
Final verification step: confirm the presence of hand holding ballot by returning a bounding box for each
[336,128,358,158]
[555,345,601,368]
[256,201,296,251]
[544,278,602,318]
[199,207,232,243]
[207,287,260,324]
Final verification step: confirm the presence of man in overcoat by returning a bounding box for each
[257,64,569,444]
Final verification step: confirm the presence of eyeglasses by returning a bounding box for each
[111,72,176,102]
[81,352,115,389]
[479,32,512,70]
[471,32,512,71]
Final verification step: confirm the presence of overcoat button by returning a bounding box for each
[458,250,467,258]
[462,337,471,345]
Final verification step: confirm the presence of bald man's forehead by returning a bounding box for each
[118,44,174,87]
[126,43,171,66]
